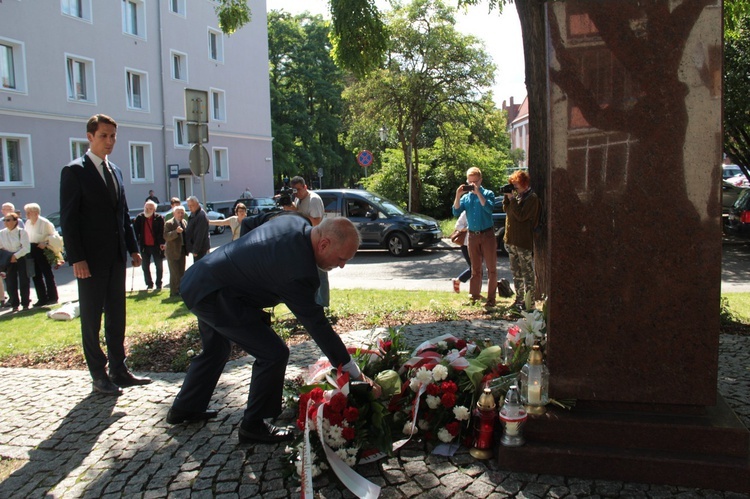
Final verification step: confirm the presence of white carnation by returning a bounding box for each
[402,421,418,435]
[418,419,430,431]
[437,341,448,350]
[409,378,421,392]
[437,428,454,443]
[426,394,441,410]
[415,367,433,385]
[432,364,448,382]
[453,405,470,421]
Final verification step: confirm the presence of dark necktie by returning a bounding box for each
[102,161,118,206]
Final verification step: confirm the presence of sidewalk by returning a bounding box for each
[0,321,748,498]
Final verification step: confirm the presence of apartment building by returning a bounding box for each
[0,0,274,214]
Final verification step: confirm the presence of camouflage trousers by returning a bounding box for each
[506,244,535,303]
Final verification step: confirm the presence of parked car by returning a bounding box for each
[232,197,280,216]
[492,203,509,255]
[315,189,442,256]
[722,181,748,215]
[725,189,750,237]
[723,164,743,181]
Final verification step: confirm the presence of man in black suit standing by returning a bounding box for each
[185,196,210,262]
[166,216,380,442]
[60,114,152,396]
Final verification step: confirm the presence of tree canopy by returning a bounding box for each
[724,1,750,173]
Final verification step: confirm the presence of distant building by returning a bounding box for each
[504,95,529,170]
[0,0,274,213]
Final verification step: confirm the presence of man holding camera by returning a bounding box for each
[452,167,497,309]
[502,170,541,310]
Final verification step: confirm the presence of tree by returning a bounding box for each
[724,4,750,175]
[344,0,496,213]
[268,12,351,187]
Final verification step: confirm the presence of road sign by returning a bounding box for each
[187,123,209,144]
[188,144,210,176]
[184,88,209,123]
[169,164,179,178]
[357,150,373,168]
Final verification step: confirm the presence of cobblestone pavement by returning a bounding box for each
[0,321,748,498]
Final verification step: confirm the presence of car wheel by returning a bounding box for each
[387,233,410,257]
[214,225,226,235]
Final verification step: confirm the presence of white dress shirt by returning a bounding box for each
[25,216,56,244]
[0,226,31,259]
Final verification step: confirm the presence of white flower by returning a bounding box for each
[516,310,546,347]
[186,349,195,357]
[438,341,448,351]
[453,405,470,421]
[426,395,441,410]
[403,421,418,435]
[418,419,430,431]
[335,448,354,465]
[437,428,454,443]
[415,367,433,385]
[432,364,448,382]
[409,378,421,392]
[325,425,346,448]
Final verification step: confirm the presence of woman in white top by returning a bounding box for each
[452,211,471,293]
[0,212,31,311]
[24,203,60,306]
[209,203,247,241]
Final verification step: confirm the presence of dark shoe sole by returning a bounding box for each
[166,409,219,424]
[110,377,152,387]
[238,425,294,444]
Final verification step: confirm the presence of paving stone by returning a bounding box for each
[413,471,441,489]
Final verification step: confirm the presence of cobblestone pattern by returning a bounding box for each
[0,321,748,498]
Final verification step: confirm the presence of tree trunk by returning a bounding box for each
[516,0,549,300]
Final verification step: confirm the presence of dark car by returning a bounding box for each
[316,189,442,256]
[492,203,508,255]
[233,197,280,216]
[725,189,750,237]
[722,181,748,215]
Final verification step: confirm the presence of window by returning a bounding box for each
[61,0,92,21]
[213,147,228,180]
[122,0,146,39]
[0,134,32,186]
[70,139,88,161]
[65,54,95,103]
[208,28,224,62]
[125,69,149,111]
[129,142,153,182]
[170,50,187,82]
[1,37,26,93]
[169,0,186,16]
[174,118,188,148]
[210,88,225,121]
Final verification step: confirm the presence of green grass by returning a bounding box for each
[438,218,457,237]
[1,289,749,362]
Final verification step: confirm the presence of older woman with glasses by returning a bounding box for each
[0,212,31,312]
[209,203,247,241]
[24,203,60,306]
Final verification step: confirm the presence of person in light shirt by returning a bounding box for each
[23,203,60,307]
[0,212,31,312]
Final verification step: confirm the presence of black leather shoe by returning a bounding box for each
[92,378,123,396]
[33,300,48,307]
[238,421,295,444]
[166,408,219,424]
[110,370,152,387]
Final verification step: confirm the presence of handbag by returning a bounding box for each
[450,229,467,246]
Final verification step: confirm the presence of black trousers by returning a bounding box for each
[171,292,289,424]
[77,257,127,378]
[140,245,164,287]
[6,257,30,308]
[30,245,58,303]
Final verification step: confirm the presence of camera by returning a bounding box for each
[462,183,474,192]
[275,186,296,207]
[501,183,515,194]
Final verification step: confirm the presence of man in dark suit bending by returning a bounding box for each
[167,215,380,443]
[60,114,152,396]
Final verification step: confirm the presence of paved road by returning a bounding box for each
[32,234,750,307]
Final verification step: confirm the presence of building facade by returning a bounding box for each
[0,0,274,214]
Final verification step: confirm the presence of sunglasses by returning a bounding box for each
[3,218,15,222]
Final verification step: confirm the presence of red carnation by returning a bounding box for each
[342,427,356,441]
[455,339,467,349]
[344,406,359,423]
[330,392,348,413]
[325,407,344,426]
[426,383,441,396]
[445,421,460,436]
[441,392,457,408]
[441,381,458,394]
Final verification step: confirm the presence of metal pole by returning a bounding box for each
[407,144,412,212]
[201,174,207,208]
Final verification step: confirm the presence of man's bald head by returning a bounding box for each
[311,218,361,271]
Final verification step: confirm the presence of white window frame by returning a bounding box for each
[69,138,88,161]
[61,0,92,22]
[173,118,188,149]
[0,37,27,94]
[122,0,146,40]
[208,28,224,63]
[65,53,96,104]
[0,133,33,187]
[125,68,149,112]
[210,88,226,122]
[212,147,229,181]
[170,50,188,82]
[128,142,154,183]
[169,0,186,17]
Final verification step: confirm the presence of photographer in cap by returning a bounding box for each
[502,170,541,310]
[452,167,497,309]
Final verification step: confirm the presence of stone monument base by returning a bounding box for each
[496,396,749,493]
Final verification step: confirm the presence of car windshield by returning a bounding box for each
[724,165,742,179]
[360,192,406,216]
